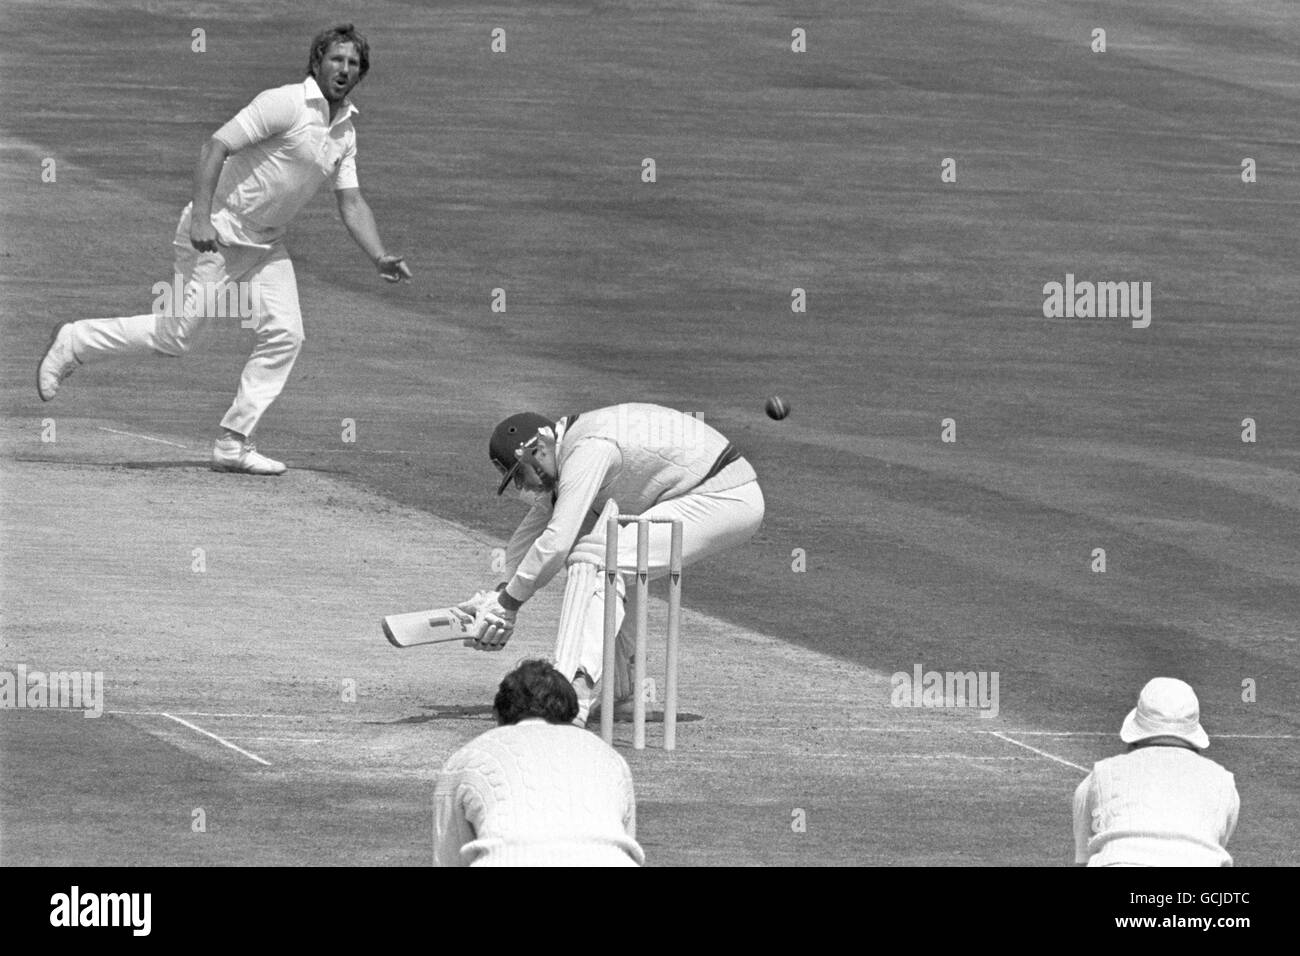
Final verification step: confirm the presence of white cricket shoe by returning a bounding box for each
[211,436,287,475]
[36,322,81,401]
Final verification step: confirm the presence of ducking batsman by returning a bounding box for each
[459,403,765,727]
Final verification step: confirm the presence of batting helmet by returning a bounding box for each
[489,412,555,495]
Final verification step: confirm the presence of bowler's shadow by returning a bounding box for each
[121,460,213,470]
[117,460,345,475]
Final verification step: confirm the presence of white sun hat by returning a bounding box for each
[1120,677,1210,750]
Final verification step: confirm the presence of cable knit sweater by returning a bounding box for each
[1073,745,1239,866]
[433,719,644,867]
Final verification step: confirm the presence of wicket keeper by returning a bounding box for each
[433,659,643,867]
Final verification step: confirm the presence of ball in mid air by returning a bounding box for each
[765,396,790,420]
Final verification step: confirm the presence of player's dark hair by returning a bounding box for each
[307,23,370,79]
[494,659,579,726]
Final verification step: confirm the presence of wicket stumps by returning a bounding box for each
[601,503,683,750]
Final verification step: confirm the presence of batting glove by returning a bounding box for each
[375,254,412,283]
[454,589,496,618]
[468,594,517,651]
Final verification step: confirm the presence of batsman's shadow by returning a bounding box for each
[605,711,704,725]
[369,706,704,726]
[372,704,497,725]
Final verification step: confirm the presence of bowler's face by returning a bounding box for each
[315,41,362,103]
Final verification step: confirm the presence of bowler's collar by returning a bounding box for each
[303,76,359,125]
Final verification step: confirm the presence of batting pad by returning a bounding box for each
[613,588,637,702]
[554,558,622,685]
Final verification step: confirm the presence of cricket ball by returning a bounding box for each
[765,396,790,420]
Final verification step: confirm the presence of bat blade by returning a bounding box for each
[382,607,472,648]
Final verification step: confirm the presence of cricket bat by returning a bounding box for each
[382,606,474,648]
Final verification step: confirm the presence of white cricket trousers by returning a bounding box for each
[554,477,765,689]
[67,205,304,437]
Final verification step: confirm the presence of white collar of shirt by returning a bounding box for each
[553,416,572,448]
[549,417,573,478]
[302,76,359,127]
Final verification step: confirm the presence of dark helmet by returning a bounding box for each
[489,412,555,495]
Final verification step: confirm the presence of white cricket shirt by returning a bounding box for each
[210,76,359,242]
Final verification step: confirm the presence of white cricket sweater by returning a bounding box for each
[504,403,757,602]
[1073,744,1240,866]
[433,719,644,867]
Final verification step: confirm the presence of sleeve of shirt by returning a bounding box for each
[503,496,556,582]
[213,86,299,152]
[504,439,621,604]
[1072,772,1095,863]
[333,134,359,191]
[432,760,476,867]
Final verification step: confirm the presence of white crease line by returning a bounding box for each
[735,724,1300,740]
[103,712,1298,740]
[991,731,1089,773]
[999,731,1299,740]
[878,754,1025,760]
[109,710,329,720]
[996,731,1115,737]
[676,750,1026,761]
[722,728,1300,743]
[278,449,421,455]
[97,426,189,449]
[231,739,325,745]
[159,712,271,766]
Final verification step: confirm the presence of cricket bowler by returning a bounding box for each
[36,23,411,475]
[459,403,765,726]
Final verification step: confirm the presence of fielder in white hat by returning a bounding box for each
[1073,678,1240,866]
